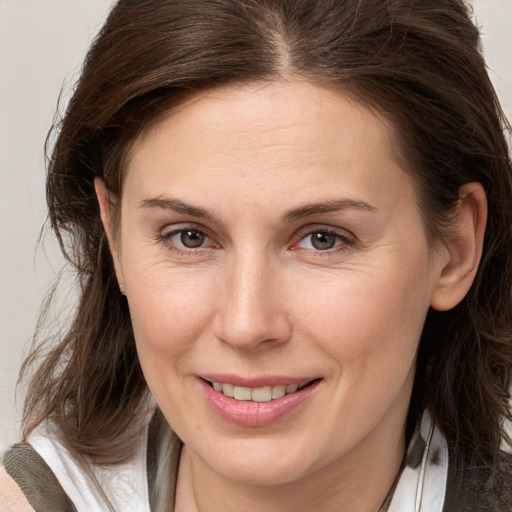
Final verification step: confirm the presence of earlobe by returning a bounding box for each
[430,182,487,312]
[94,177,125,294]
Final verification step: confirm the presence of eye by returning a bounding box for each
[177,229,206,248]
[308,232,339,250]
[295,229,354,252]
[157,226,217,252]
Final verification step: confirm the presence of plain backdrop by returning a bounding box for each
[0,0,511,452]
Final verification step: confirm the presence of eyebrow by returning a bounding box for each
[139,197,215,221]
[139,196,377,222]
[282,199,377,222]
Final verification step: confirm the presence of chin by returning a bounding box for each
[191,434,324,486]
[209,456,309,486]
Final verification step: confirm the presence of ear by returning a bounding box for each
[430,182,487,311]
[94,177,126,295]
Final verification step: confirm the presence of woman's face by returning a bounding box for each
[110,82,450,485]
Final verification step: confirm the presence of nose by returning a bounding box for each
[213,252,291,351]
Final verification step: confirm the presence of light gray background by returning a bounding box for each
[1,1,511,452]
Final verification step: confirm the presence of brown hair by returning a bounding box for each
[22,0,512,466]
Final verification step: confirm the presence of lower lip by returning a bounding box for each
[199,379,321,427]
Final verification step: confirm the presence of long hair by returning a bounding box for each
[21,0,512,466]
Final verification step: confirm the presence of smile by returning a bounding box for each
[200,377,322,426]
[209,381,311,402]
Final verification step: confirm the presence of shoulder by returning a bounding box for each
[1,442,76,512]
[0,466,36,512]
[443,450,512,512]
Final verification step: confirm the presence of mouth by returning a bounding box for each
[200,376,322,426]
[204,379,319,402]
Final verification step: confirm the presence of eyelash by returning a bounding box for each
[155,225,356,256]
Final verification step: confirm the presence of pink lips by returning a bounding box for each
[198,376,321,427]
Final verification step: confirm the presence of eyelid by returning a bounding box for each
[159,219,215,236]
[294,224,356,241]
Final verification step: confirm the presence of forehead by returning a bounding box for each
[124,81,415,215]
[130,81,397,159]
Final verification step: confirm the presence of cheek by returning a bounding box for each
[286,266,430,446]
[293,254,431,385]
[125,265,218,374]
[125,269,220,428]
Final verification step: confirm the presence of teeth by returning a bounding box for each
[233,386,252,401]
[285,383,298,394]
[223,383,234,398]
[271,385,286,399]
[211,381,310,402]
[251,386,272,402]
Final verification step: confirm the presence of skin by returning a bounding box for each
[0,467,35,512]
[96,81,486,512]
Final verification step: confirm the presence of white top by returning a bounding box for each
[29,422,151,512]
[388,409,448,512]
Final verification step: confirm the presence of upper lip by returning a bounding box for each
[199,374,320,388]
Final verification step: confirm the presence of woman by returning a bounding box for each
[1,0,512,510]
